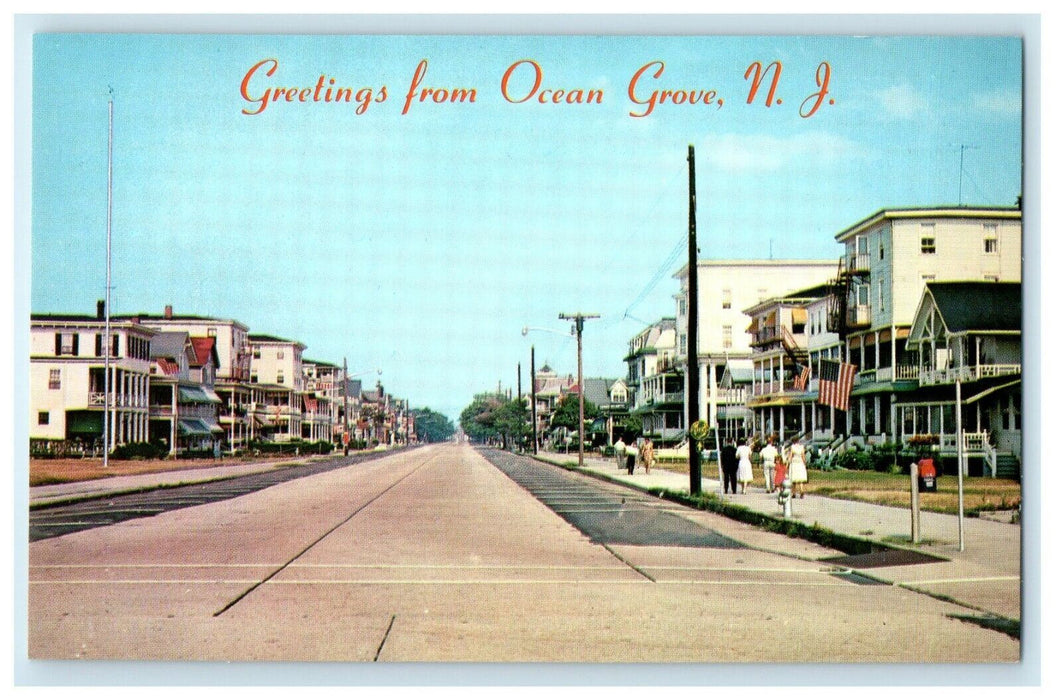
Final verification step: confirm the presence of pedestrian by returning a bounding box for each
[787,437,808,498]
[640,438,655,474]
[735,439,754,494]
[720,438,739,495]
[759,437,779,493]
[626,440,638,475]
[614,436,627,470]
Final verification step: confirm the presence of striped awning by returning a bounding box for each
[177,418,214,437]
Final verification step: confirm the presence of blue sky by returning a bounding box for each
[30,32,1023,420]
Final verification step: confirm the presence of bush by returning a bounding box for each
[869,442,901,473]
[833,448,874,471]
[110,441,166,460]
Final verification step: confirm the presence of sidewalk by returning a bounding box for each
[536,450,1022,625]
[29,455,321,508]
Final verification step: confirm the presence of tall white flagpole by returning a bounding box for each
[103,93,113,468]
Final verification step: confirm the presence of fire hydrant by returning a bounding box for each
[778,476,793,518]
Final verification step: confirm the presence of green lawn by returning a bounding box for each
[656,460,1021,515]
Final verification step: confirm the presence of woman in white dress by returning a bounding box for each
[787,438,808,498]
[735,440,754,494]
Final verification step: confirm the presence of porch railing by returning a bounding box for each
[919,364,1021,386]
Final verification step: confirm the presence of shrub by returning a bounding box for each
[110,441,166,460]
[833,448,874,471]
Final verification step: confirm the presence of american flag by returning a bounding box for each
[818,359,856,411]
[793,365,811,391]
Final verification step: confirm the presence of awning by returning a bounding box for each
[177,418,213,437]
[746,317,760,334]
[202,419,225,434]
[963,378,1021,405]
[791,308,807,325]
[178,385,220,404]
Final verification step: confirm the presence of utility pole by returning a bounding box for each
[517,362,522,401]
[531,345,538,454]
[687,144,702,495]
[558,312,599,466]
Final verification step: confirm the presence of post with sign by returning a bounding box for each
[689,420,711,495]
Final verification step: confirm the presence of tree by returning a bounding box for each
[549,393,599,431]
[459,393,531,449]
[413,407,455,443]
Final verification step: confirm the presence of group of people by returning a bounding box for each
[720,436,807,497]
[613,437,656,475]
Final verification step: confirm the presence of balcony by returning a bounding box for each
[847,305,871,329]
[919,364,1021,386]
[872,365,920,382]
[717,387,747,405]
[752,325,782,346]
[847,253,870,273]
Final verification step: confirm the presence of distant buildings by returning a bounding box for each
[29,303,414,456]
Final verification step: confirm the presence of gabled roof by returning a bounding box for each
[189,336,219,369]
[582,377,616,406]
[150,331,192,361]
[926,282,1022,333]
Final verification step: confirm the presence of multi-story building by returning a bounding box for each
[745,284,834,443]
[824,206,1022,445]
[128,306,253,451]
[625,318,685,445]
[673,259,836,431]
[248,334,307,442]
[900,282,1022,477]
[584,377,629,445]
[531,365,576,445]
[147,331,223,455]
[30,304,155,451]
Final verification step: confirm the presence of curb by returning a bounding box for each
[531,453,925,558]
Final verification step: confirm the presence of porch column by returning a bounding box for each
[698,361,709,425]
[707,359,717,427]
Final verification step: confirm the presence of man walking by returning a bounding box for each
[760,437,779,493]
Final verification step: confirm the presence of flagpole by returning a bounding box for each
[103,93,113,469]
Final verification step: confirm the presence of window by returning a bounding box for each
[277,350,285,359]
[921,274,936,283]
[250,373,258,383]
[984,275,1000,282]
[879,237,885,260]
[678,299,686,316]
[207,327,217,337]
[722,325,733,349]
[48,368,61,390]
[38,411,49,425]
[757,288,767,303]
[921,236,936,254]
[878,280,886,311]
[253,348,261,359]
[856,284,869,306]
[721,288,732,309]
[277,373,285,384]
[54,332,78,356]
[984,237,999,254]
[678,334,686,350]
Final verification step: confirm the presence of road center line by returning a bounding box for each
[212,453,436,617]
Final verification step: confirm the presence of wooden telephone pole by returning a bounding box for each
[558,312,599,466]
[687,145,701,495]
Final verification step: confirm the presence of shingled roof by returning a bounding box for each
[926,282,1021,333]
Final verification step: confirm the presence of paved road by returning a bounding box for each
[28,444,1018,662]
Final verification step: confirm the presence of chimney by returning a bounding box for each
[164,305,173,319]
[96,299,105,320]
